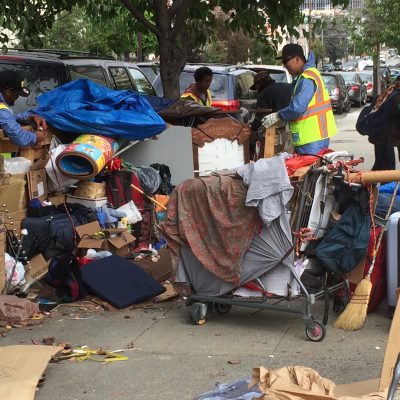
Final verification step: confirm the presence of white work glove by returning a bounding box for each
[261,112,280,129]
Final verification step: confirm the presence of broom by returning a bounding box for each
[334,181,399,331]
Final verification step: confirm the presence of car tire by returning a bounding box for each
[336,100,343,115]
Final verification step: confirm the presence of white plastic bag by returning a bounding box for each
[116,200,142,224]
[5,253,25,288]
[45,137,78,189]
[4,157,32,175]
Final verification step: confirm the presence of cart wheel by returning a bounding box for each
[305,320,326,342]
[214,303,232,315]
[189,302,208,325]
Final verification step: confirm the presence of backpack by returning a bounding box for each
[105,170,145,210]
[356,89,399,140]
[47,254,86,302]
[315,202,371,275]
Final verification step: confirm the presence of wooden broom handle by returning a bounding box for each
[131,184,167,211]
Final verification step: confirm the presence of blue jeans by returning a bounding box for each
[295,138,330,155]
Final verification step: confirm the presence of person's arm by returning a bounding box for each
[278,78,316,122]
[0,109,38,147]
[15,111,47,131]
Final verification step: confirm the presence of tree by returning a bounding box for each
[2,0,349,98]
[323,18,350,63]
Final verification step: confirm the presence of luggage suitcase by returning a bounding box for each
[386,211,400,310]
[349,226,387,313]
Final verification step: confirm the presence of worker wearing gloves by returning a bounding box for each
[181,67,213,107]
[0,70,47,147]
[262,44,336,155]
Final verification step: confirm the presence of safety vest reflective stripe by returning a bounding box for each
[181,90,212,107]
[0,103,10,110]
[297,100,332,120]
[289,67,336,146]
[301,69,330,139]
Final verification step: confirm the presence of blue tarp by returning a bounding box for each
[34,79,167,140]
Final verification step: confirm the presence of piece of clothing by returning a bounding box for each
[236,156,294,225]
[295,138,330,155]
[161,175,260,286]
[0,93,37,147]
[181,83,212,107]
[372,143,397,170]
[278,53,336,150]
[257,82,292,112]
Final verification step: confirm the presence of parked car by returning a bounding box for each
[357,72,374,100]
[0,49,157,114]
[333,61,343,71]
[322,63,334,72]
[336,71,368,107]
[240,64,292,83]
[341,61,357,72]
[390,69,400,82]
[153,64,257,111]
[362,65,392,86]
[136,61,160,84]
[321,72,351,114]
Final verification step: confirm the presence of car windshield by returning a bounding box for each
[339,72,356,84]
[342,62,354,67]
[322,75,337,87]
[0,63,60,113]
[358,73,372,82]
[179,72,228,100]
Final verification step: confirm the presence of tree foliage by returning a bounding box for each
[1,0,349,98]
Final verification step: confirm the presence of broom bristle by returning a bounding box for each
[334,277,372,331]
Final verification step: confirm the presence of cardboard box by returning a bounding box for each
[21,254,50,293]
[0,225,6,294]
[76,221,135,257]
[0,178,26,213]
[27,168,48,201]
[4,209,27,236]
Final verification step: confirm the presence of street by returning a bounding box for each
[332,106,375,170]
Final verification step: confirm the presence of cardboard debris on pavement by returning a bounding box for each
[0,345,62,400]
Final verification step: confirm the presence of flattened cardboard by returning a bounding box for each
[27,168,48,201]
[0,225,6,294]
[0,345,62,400]
[6,209,27,235]
[24,254,50,291]
[0,178,26,213]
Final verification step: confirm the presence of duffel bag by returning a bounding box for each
[315,202,371,275]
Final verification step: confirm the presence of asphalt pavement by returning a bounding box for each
[1,107,393,400]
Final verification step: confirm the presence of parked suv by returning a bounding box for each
[0,49,157,114]
[240,64,292,83]
[362,65,392,86]
[321,72,351,114]
[153,64,257,111]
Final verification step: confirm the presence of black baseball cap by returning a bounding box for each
[0,70,30,97]
[276,44,305,62]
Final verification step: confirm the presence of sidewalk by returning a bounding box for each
[0,298,391,399]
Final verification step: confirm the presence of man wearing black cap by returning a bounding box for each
[261,43,337,155]
[250,71,292,112]
[0,70,47,147]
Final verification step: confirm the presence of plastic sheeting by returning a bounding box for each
[34,79,166,140]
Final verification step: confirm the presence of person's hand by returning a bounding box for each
[29,114,47,131]
[33,128,46,148]
[261,112,280,129]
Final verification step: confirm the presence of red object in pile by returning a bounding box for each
[106,157,122,171]
[349,226,387,313]
[285,148,333,176]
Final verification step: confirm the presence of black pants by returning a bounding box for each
[372,143,397,170]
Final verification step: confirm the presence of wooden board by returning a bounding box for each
[263,125,276,158]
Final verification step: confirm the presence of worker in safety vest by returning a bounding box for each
[261,44,336,154]
[0,70,47,147]
[181,67,213,107]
